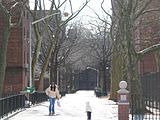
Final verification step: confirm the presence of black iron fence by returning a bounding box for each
[0,94,25,119]
[0,91,48,119]
[131,72,160,120]
[29,91,48,105]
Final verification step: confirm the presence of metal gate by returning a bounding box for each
[131,72,160,120]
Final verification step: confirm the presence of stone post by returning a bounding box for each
[117,81,129,120]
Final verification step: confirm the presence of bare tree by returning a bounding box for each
[88,21,112,95]
[26,0,91,90]
[110,0,160,112]
[84,3,112,95]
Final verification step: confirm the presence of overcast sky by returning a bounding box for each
[71,0,111,19]
[29,0,111,24]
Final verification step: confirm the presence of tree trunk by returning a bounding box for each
[50,59,58,84]
[0,4,11,97]
[102,61,107,95]
[38,41,56,90]
[38,29,60,90]
[110,48,124,101]
[31,24,42,85]
[50,40,59,84]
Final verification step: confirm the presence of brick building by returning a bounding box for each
[0,0,30,95]
[135,0,160,75]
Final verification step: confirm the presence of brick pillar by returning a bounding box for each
[117,81,129,120]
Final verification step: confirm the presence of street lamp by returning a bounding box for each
[86,67,99,87]
[29,12,61,87]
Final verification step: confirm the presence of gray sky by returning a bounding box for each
[29,0,111,24]
[70,0,111,19]
[29,0,111,16]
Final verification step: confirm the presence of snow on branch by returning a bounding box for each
[137,43,160,57]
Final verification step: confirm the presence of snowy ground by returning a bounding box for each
[6,90,118,120]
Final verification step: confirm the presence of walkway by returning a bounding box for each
[6,91,118,120]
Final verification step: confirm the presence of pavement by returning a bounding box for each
[4,90,119,120]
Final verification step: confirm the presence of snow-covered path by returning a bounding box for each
[8,90,118,120]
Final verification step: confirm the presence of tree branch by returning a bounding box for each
[61,0,91,26]
[134,0,152,21]
[137,43,160,58]
[101,0,112,20]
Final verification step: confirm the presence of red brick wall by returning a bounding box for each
[135,0,160,75]
[139,54,157,74]
[118,105,129,120]
[0,1,30,95]
[4,68,23,94]
[7,27,22,66]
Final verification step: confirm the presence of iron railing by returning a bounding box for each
[0,91,48,119]
[131,72,160,120]
[29,91,48,105]
[0,94,25,119]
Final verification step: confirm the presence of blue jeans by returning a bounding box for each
[49,97,55,114]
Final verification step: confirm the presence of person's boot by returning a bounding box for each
[51,112,55,115]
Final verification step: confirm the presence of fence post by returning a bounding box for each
[117,81,129,120]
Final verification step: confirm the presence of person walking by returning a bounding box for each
[45,82,61,115]
[85,101,92,120]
